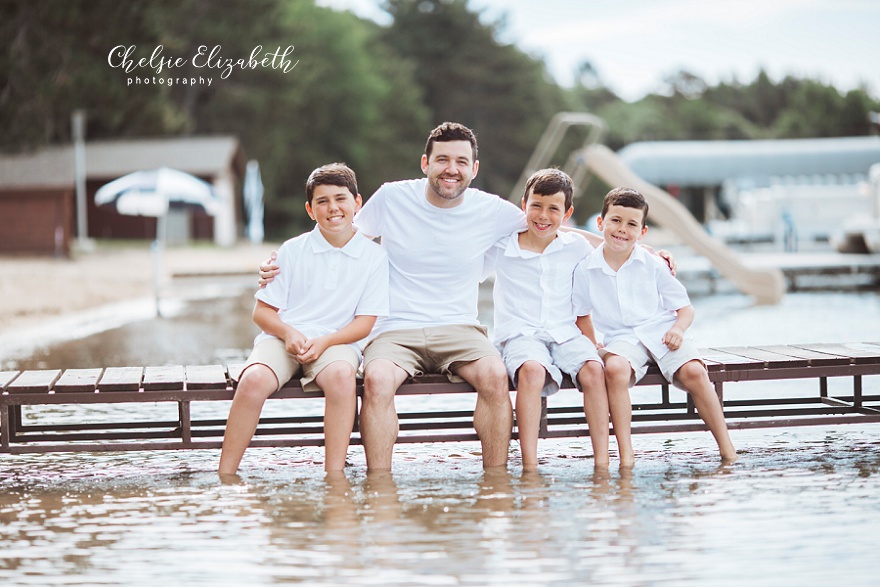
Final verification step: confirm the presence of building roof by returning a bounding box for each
[0,136,245,189]
[617,136,880,188]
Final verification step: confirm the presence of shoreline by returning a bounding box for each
[0,242,275,360]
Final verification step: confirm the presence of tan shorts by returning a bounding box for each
[240,337,361,392]
[363,325,499,381]
[601,339,705,389]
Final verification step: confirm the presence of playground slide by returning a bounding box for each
[582,143,786,304]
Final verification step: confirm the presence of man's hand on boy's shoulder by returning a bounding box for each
[258,251,280,288]
[657,249,677,275]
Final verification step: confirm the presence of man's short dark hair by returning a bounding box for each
[425,122,478,162]
[306,163,358,204]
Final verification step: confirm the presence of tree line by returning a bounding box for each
[2,0,878,239]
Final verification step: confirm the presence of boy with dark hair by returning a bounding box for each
[218,163,389,475]
[573,187,737,466]
[485,168,608,469]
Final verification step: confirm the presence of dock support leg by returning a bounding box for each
[539,397,548,436]
[854,375,863,410]
[1,405,10,451]
[820,376,828,399]
[178,401,191,445]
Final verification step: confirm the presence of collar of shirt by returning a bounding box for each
[307,226,366,258]
[503,229,576,259]
[586,242,649,274]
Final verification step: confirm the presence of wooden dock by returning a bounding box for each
[677,252,880,292]
[1,342,879,454]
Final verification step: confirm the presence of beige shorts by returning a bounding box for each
[363,324,499,381]
[601,339,705,389]
[240,337,361,392]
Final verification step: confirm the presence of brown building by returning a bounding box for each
[0,136,247,255]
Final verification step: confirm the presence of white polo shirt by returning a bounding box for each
[354,178,525,335]
[573,243,691,359]
[485,230,593,345]
[254,227,389,348]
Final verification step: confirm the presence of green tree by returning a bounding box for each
[380,0,568,200]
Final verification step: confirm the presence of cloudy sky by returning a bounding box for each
[318,0,880,101]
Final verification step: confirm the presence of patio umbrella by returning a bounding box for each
[94,167,219,317]
[94,167,219,217]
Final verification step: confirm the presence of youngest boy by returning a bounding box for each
[572,187,737,466]
[484,169,609,469]
[218,163,389,476]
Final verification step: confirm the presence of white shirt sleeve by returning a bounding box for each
[353,184,387,238]
[355,249,390,317]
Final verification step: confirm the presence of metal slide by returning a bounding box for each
[515,113,785,304]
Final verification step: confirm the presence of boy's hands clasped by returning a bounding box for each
[282,327,326,364]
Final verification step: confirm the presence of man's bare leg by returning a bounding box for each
[360,359,408,470]
[454,355,513,469]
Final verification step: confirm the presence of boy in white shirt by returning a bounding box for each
[484,169,608,470]
[218,163,389,476]
[573,187,737,466]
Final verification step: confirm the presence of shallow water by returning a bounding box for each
[1,290,879,585]
[2,426,880,586]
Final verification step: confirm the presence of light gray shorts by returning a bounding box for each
[363,324,499,382]
[601,339,705,389]
[240,337,360,392]
[501,333,602,397]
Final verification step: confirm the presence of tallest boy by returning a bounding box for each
[263,122,610,469]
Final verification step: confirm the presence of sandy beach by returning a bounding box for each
[0,241,277,336]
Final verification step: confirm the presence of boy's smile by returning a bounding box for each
[518,190,572,252]
[306,185,362,245]
[598,204,648,256]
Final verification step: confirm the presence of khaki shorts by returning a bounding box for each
[239,337,360,392]
[363,325,499,381]
[601,339,705,389]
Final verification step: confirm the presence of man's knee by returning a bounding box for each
[471,356,510,400]
[362,360,404,404]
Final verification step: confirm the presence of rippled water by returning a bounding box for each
[1,290,879,585]
[2,427,880,586]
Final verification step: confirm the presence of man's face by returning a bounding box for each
[420,140,478,205]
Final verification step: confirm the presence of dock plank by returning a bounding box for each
[716,346,810,368]
[6,370,62,394]
[701,348,763,370]
[753,345,851,366]
[98,367,143,392]
[0,371,21,391]
[143,365,185,391]
[54,369,104,393]
[795,343,880,364]
[185,365,228,390]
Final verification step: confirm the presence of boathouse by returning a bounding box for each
[0,136,247,255]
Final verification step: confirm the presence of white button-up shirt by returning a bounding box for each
[573,243,690,358]
[485,230,593,345]
[255,227,389,348]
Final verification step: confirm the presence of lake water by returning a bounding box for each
[1,289,879,586]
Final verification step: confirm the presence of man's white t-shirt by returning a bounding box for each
[572,243,690,359]
[354,178,525,335]
[254,227,389,350]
